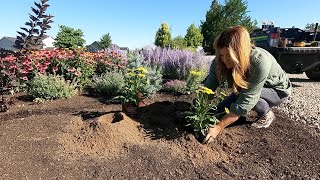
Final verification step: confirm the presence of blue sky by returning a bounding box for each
[0,0,319,49]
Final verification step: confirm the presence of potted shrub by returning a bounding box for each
[185,86,230,143]
[117,67,148,117]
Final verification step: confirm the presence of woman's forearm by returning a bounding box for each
[217,112,240,129]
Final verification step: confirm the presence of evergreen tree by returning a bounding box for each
[184,23,204,48]
[171,36,186,49]
[54,25,85,49]
[155,22,171,48]
[99,33,112,49]
[201,0,257,54]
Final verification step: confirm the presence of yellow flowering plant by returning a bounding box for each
[185,86,230,137]
[186,70,206,92]
[118,67,148,105]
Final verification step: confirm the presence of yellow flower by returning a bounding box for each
[137,73,145,77]
[190,70,201,76]
[128,72,135,77]
[219,91,227,97]
[196,87,215,95]
[127,68,134,73]
[136,67,148,74]
[225,107,230,114]
[202,87,215,94]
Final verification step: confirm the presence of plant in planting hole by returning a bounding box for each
[116,67,149,105]
[185,86,230,139]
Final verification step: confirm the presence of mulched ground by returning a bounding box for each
[0,93,319,179]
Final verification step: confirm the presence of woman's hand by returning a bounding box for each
[203,112,240,144]
[203,125,222,144]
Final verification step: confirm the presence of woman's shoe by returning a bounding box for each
[251,110,275,128]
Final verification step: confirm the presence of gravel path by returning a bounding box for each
[274,73,320,129]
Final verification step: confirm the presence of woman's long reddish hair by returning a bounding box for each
[214,26,253,92]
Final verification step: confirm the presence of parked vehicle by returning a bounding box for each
[251,23,320,80]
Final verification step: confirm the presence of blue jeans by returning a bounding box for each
[215,88,288,117]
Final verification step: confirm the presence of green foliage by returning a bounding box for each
[126,54,162,97]
[185,87,221,135]
[201,0,257,54]
[184,23,204,48]
[118,67,149,105]
[99,33,112,49]
[143,65,163,96]
[186,70,206,92]
[54,25,86,49]
[68,58,95,88]
[171,36,186,49]
[29,74,77,100]
[155,22,171,48]
[91,72,125,96]
[50,57,95,88]
[162,80,187,94]
[95,52,126,75]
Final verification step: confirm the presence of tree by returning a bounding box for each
[171,36,186,49]
[155,22,171,48]
[54,25,85,49]
[99,33,112,49]
[201,0,257,54]
[184,23,204,48]
[14,0,54,51]
[305,23,320,31]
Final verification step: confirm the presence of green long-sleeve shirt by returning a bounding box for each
[204,47,292,115]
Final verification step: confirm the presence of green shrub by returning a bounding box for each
[49,57,96,89]
[91,72,125,96]
[162,80,188,94]
[30,74,77,100]
[126,54,162,97]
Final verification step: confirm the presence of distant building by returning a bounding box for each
[0,35,55,51]
[111,44,129,54]
[0,37,18,51]
[86,42,129,53]
[86,41,103,52]
[41,35,55,50]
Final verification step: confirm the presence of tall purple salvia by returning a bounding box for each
[139,47,211,80]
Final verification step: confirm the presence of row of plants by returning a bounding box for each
[1,46,228,143]
[1,47,210,102]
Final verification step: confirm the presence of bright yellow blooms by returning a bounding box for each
[196,87,215,95]
[136,67,148,74]
[137,73,145,77]
[190,70,202,76]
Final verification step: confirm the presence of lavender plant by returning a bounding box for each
[139,47,210,80]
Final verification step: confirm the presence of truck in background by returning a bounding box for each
[251,22,320,81]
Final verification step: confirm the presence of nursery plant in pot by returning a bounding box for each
[117,67,148,117]
[185,86,230,143]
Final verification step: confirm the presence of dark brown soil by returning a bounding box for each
[0,93,319,179]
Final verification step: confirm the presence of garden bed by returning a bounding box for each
[0,93,319,179]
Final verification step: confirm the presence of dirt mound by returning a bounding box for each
[59,112,144,159]
[58,101,226,164]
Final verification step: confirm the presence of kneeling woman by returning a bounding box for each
[204,26,292,143]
